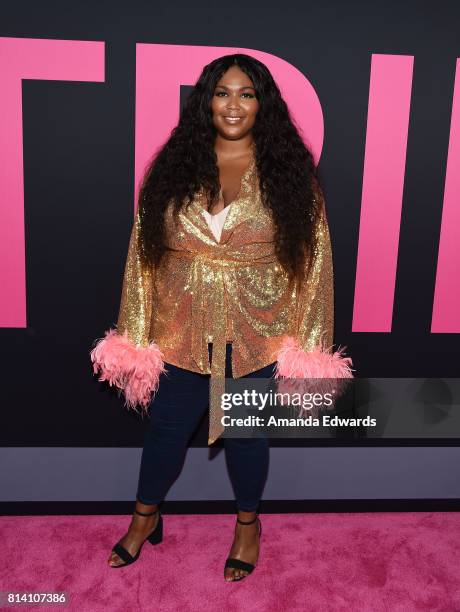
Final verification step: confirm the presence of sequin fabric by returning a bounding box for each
[116,150,334,445]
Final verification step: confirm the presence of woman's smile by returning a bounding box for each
[223,116,245,124]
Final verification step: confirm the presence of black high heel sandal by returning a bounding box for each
[224,514,262,581]
[110,506,163,568]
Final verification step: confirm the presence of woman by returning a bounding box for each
[90,53,353,581]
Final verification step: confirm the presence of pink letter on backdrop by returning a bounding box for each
[0,37,105,328]
[352,54,414,332]
[431,58,460,333]
[134,44,324,209]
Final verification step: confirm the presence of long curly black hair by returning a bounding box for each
[137,53,322,287]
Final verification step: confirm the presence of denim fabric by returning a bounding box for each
[136,342,275,512]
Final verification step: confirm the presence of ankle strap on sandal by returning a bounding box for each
[236,514,259,525]
[134,508,159,517]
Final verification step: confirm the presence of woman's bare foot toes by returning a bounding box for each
[108,551,124,567]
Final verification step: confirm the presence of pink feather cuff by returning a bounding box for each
[89,328,166,413]
[273,335,354,413]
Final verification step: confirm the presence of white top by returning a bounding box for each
[202,204,232,242]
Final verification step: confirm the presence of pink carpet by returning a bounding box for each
[2,512,460,611]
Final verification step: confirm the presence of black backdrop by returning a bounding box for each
[1,0,459,447]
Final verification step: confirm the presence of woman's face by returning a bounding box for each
[211,65,259,141]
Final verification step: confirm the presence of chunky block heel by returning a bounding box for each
[147,512,163,545]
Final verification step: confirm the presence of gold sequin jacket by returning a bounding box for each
[90,154,354,444]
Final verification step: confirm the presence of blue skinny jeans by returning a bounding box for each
[136,342,274,512]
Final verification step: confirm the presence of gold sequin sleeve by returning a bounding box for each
[90,208,164,413]
[297,178,334,352]
[116,209,154,348]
